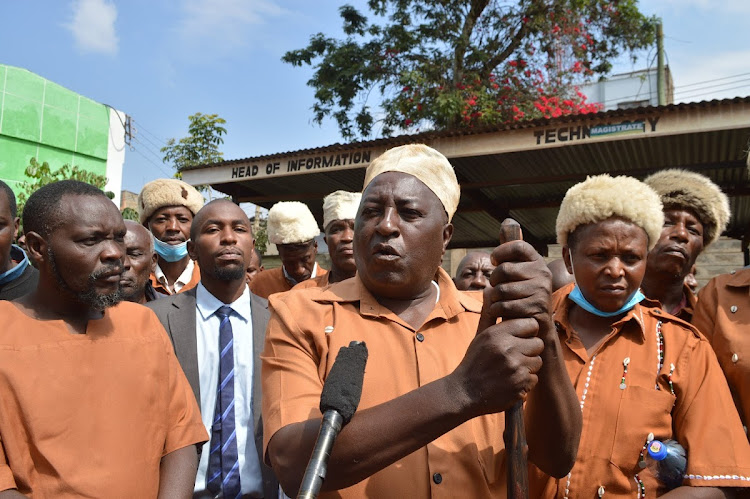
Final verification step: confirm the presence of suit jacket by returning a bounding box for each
[147,286,278,498]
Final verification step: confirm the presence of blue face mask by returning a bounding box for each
[567,255,644,317]
[0,245,30,285]
[569,285,645,318]
[153,236,189,262]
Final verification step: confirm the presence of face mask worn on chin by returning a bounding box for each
[153,236,189,262]
[568,254,645,318]
[0,245,29,285]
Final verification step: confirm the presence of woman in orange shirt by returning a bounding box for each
[532,174,750,498]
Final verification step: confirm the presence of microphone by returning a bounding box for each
[297,341,368,499]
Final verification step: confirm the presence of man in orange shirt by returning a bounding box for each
[535,174,750,497]
[139,178,204,296]
[262,144,581,497]
[295,190,360,290]
[641,169,730,322]
[0,180,207,498]
[250,201,326,298]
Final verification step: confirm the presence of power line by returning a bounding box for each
[132,119,168,146]
[129,140,173,178]
[133,127,167,154]
[131,136,167,164]
[678,72,750,89]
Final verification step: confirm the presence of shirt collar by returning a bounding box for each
[727,268,750,288]
[154,259,195,288]
[312,267,482,319]
[283,262,318,286]
[196,281,251,322]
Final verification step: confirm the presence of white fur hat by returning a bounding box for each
[556,174,664,251]
[643,169,730,246]
[138,178,204,224]
[323,191,362,229]
[362,144,460,222]
[267,201,320,245]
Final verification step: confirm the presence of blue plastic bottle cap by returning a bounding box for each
[647,440,668,461]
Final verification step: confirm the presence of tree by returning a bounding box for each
[17,158,113,219]
[161,113,227,178]
[283,0,656,139]
[121,207,139,221]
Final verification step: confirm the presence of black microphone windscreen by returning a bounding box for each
[319,341,368,424]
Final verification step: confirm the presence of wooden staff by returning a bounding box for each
[497,218,529,499]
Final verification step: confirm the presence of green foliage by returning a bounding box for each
[121,207,139,221]
[253,216,268,255]
[283,0,657,139]
[17,158,113,219]
[161,113,227,185]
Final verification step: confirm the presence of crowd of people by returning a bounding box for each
[0,143,748,498]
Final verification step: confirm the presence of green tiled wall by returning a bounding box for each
[0,64,109,195]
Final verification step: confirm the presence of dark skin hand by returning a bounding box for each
[157,445,199,499]
[268,241,581,495]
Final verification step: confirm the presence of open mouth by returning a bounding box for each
[372,243,400,258]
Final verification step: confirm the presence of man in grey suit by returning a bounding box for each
[148,199,277,498]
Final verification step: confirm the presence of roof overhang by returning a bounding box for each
[182,97,750,253]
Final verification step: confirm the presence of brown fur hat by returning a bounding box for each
[643,169,730,246]
[138,178,205,224]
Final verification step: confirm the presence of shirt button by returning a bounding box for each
[598,485,606,497]
[732,353,739,363]
[433,472,442,484]
[416,333,425,342]
[731,305,738,313]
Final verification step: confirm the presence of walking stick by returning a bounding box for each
[498,218,529,499]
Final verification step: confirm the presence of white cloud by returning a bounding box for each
[176,0,287,50]
[66,0,119,55]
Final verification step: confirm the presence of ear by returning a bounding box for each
[150,251,158,273]
[187,240,197,261]
[441,223,454,256]
[562,246,573,275]
[24,231,48,267]
[12,217,19,243]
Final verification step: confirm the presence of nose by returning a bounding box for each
[122,252,132,272]
[669,222,689,242]
[220,226,238,244]
[102,239,124,264]
[376,207,399,236]
[341,226,354,242]
[604,258,625,277]
[165,217,180,232]
[471,273,489,289]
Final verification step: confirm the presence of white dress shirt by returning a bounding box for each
[154,259,195,294]
[194,283,263,496]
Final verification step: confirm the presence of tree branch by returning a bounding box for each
[453,0,490,85]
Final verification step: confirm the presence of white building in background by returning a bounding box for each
[579,67,674,111]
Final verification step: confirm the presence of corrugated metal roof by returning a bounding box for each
[191,97,750,252]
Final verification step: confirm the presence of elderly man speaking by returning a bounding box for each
[261,144,581,497]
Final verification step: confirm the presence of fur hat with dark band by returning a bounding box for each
[138,178,204,224]
[556,174,664,251]
[323,191,361,229]
[643,169,730,246]
[362,144,460,222]
[267,201,320,245]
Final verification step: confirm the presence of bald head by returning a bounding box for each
[454,251,494,291]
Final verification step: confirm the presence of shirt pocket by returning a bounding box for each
[609,385,676,472]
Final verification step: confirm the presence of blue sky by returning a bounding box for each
[2,0,749,194]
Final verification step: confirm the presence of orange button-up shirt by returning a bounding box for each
[693,268,750,429]
[532,284,750,497]
[251,266,328,299]
[0,301,208,497]
[292,272,331,290]
[262,268,508,498]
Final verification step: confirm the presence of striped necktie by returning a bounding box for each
[206,305,242,498]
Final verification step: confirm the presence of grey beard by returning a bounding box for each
[48,248,123,309]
